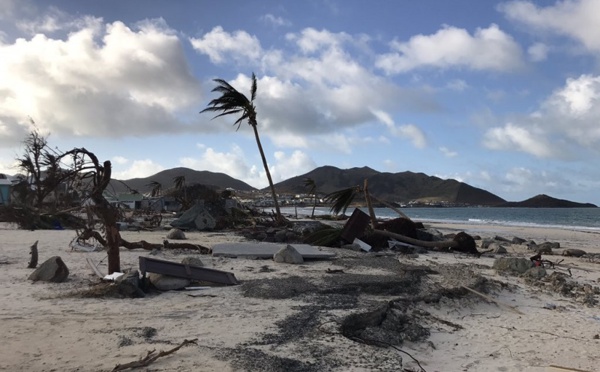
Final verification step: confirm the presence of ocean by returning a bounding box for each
[278,206,600,232]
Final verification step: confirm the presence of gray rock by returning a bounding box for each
[512,237,527,244]
[166,228,186,240]
[148,273,190,291]
[522,266,547,279]
[493,257,532,274]
[28,256,69,283]
[494,235,511,242]
[489,242,507,254]
[562,248,587,257]
[181,256,204,267]
[115,270,145,298]
[481,238,495,249]
[273,244,304,264]
[533,243,554,254]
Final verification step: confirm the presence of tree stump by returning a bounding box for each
[27,240,38,268]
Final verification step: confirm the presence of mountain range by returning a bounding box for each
[111,166,596,208]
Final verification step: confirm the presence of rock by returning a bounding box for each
[522,266,547,279]
[532,242,557,254]
[452,232,479,255]
[525,240,537,249]
[166,228,186,240]
[148,273,190,291]
[494,235,511,242]
[481,238,495,249]
[562,248,587,257]
[273,244,304,264]
[28,256,69,283]
[115,270,145,298]
[489,242,507,254]
[493,257,532,274]
[181,256,204,267]
[512,237,526,244]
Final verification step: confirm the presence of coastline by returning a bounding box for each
[0,222,599,371]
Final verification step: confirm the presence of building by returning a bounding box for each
[0,174,11,205]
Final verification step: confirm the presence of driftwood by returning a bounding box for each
[27,240,38,268]
[373,229,459,249]
[77,228,210,253]
[111,338,198,371]
[547,365,593,372]
[461,285,524,315]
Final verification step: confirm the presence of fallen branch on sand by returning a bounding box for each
[111,338,198,371]
[461,285,525,315]
[77,228,210,253]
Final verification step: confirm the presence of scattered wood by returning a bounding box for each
[373,229,458,249]
[27,240,38,268]
[111,338,198,371]
[326,268,344,274]
[461,285,525,315]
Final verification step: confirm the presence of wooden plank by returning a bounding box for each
[139,256,238,285]
[461,285,525,315]
[547,365,592,372]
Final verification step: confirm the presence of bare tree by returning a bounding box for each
[303,177,318,218]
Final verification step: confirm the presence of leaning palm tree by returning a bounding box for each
[200,73,284,224]
[147,180,162,198]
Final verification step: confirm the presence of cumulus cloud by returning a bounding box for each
[194,27,440,149]
[190,26,262,64]
[527,42,549,61]
[483,123,553,157]
[499,0,600,53]
[376,24,525,74]
[179,144,316,188]
[112,159,165,180]
[371,109,427,148]
[0,17,202,143]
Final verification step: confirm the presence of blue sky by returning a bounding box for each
[1,0,600,204]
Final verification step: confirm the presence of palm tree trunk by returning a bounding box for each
[364,179,377,229]
[251,125,283,223]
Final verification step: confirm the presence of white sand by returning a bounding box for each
[0,222,599,372]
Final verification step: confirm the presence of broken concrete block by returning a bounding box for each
[166,228,186,240]
[493,257,532,274]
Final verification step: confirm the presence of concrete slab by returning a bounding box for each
[211,242,336,259]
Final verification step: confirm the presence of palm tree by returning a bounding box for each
[173,175,190,210]
[200,73,284,224]
[147,180,162,197]
[303,177,318,218]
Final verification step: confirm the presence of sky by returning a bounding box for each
[1,0,600,204]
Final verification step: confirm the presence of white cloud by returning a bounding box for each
[483,123,553,158]
[0,18,202,143]
[376,24,524,74]
[112,159,165,180]
[260,14,291,27]
[112,156,129,165]
[179,145,316,188]
[189,26,262,64]
[371,109,427,148]
[500,0,600,53]
[527,42,549,61]
[439,146,458,157]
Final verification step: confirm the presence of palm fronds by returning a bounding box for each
[324,186,360,215]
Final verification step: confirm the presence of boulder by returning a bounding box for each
[532,243,553,255]
[452,232,479,255]
[522,266,547,280]
[273,244,304,264]
[148,273,190,291]
[562,248,587,257]
[181,256,204,267]
[512,237,527,244]
[489,242,507,254]
[493,257,532,274]
[166,228,186,240]
[28,256,69,283]
[115,270,145,298]
[481,238,495,249]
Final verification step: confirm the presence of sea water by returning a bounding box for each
[279,206,600,232]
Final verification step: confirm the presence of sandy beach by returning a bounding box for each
[0,221,599,372]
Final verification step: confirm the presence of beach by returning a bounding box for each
[0,221,599,372]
